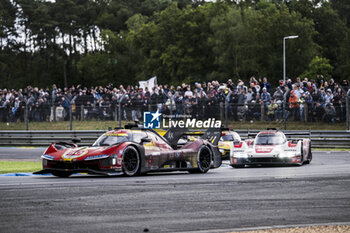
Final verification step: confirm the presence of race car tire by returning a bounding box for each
[231,165,245,168]
[52,171,73,178]
[304,142,312,164]
[299,141,304,166]
[188,145,212,173]
[122,146,141,176]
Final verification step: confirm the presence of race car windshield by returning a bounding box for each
[221,135,234,141]
[255,134,284,145]
[93,135,128,146]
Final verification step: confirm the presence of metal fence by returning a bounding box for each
[0,129,349,148]
[1,96,349,130]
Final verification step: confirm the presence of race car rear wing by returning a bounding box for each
[201,128,222,145]
[284,132,312,142]
[163,127,190,149]
[163,127,222,147]
[284,131,311,138]
[247,128,311,140]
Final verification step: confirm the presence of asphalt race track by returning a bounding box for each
[0,149,350,233]
[0,147,45,161]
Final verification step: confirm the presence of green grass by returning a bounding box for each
[0,161,42,174]
[313,148,350,151]
[0,120,347,130]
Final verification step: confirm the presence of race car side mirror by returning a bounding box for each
[72,137,81,143]
[140,137,151,144]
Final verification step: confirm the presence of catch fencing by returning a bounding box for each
[1,96,349,131]
[0,129,349,148]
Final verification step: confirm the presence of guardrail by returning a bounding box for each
[0,130,105,147]
[238,130,350,148]
[0,129,349,148]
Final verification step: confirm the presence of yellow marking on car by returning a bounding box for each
[61,148,89,161]
[104,133,128,136]
[186,131,202,135]
[143,141,156,147]
[154,128,167,136]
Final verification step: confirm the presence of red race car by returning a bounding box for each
[34,126,222,177]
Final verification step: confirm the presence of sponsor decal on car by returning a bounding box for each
[62,148,89,161]
[284,149,297,151]
[104,133,128,137]
[255,146,274,153]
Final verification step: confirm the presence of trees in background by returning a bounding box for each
[209,2,317,81]
[0,0,349,88]
[302,56,334,80]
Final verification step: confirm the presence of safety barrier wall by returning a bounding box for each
[0,130,349,148]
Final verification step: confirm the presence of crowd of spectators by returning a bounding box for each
[0,76,349,124]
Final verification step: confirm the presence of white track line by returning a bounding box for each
[177,221,350,233]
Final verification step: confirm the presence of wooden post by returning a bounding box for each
[346,96,349,130]
[81,105,84,121]
[114,105,118,122]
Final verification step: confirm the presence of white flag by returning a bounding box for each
[139,76,157,92]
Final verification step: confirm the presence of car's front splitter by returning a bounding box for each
[230,156,302,165]
[33,168,123,176]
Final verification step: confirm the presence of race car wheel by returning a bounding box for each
[122,146,140,176]
[304,142,312,164]
[52,171,72,178]
[189,145,212,174]
[299,141,304,166]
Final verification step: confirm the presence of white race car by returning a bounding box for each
[230,129,312,168]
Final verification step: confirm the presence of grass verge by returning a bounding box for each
[0,161,42,174]
[313,148,350,151]
[0,120,348,130]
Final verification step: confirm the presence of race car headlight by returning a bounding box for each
[109,154,118,165]
[112,158,117,165]
[42,154,54,160]
[42,159,48,166]
[219,149,224,153]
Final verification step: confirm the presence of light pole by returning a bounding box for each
[283,35,298,85]
[283,35,298,130]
